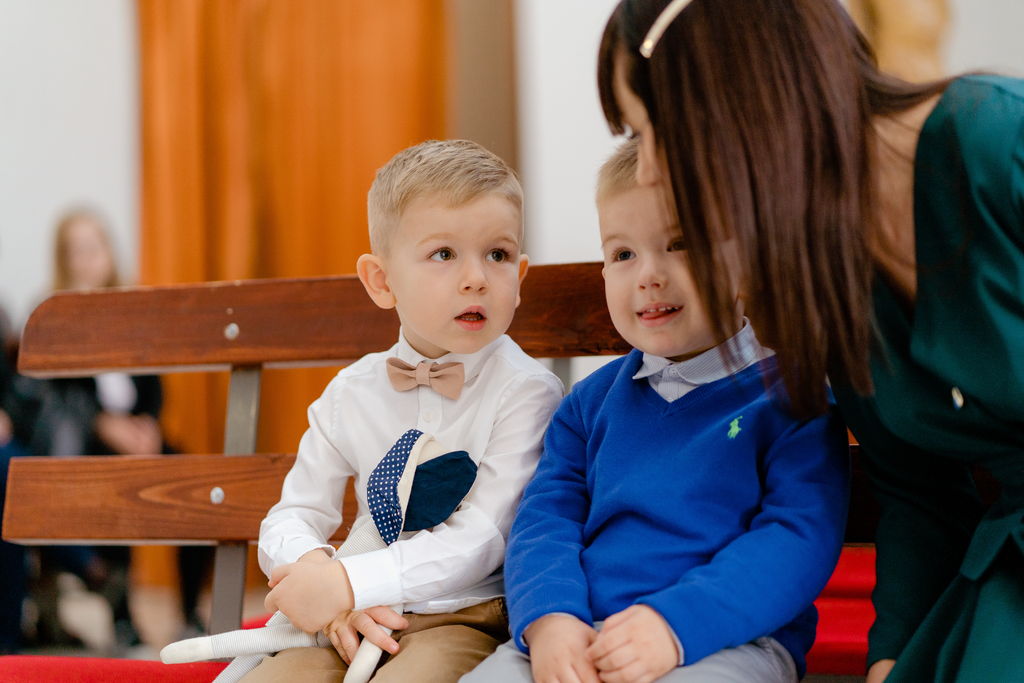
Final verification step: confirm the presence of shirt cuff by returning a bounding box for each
[278,540,336,568]
[339,548,403,609]
[671,630,685,666]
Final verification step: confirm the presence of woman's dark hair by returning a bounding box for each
[598,0,953,417]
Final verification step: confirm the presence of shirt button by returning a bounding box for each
[422,411,436,422]
[951,387,965,410]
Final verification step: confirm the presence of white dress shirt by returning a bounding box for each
[258,331,563,614]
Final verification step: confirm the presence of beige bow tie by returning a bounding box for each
[386,358,465,400]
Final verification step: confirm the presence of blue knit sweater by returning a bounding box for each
[505,351,849,675]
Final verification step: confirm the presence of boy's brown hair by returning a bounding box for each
[367,139,523,255]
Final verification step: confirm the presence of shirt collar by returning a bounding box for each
[632,319,769,384]
[393,328,505,385]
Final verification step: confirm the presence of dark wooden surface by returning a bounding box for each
[1,454,355,544]
[19,262,627,377]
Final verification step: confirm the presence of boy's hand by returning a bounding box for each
[298,547,334,563]
[324,606,409,664]
[264,559,354,633]
[524,613,600,683]
[587,605,677,683]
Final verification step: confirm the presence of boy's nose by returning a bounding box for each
[638,259,666,290]
[460,261,488,292]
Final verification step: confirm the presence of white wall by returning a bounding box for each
[947,0,1024,76]
[0,0,137,332]
[515,0,621,268]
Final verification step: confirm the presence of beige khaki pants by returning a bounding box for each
[240,598,508,683]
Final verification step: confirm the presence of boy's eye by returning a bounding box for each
[667,238,687,252]
[612,248,635,262]
[486,248,511,263]
[430,247,455,262]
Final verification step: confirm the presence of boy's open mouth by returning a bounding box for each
[455,308,487,330]
[637,305,681,321]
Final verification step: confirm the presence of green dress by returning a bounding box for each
[834,75,1024,682]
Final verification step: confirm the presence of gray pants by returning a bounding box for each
[461,635,797,683]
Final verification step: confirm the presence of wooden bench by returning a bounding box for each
[1,262,873,681]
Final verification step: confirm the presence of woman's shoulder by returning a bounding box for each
[919,74,1024,221]
[948,74,1024,99]
[934,75,1024,144]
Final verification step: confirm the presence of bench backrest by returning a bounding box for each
[3,262,625,632]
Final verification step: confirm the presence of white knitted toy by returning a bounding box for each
[160,429,477,683]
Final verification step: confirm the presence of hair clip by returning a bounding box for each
[639,0,696,58]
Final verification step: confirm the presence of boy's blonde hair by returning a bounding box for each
[596,138,640,203]
[367,139,523,255]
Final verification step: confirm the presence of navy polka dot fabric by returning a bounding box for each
[367,429,423,545]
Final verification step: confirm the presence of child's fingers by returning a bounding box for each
[589,643,636,674]
[350,611,400,654]
[267,563,292,588]
[598,604,641,633]
[263,585,279,613]
[326,623,360,664]
[599,609,628,629]
[325,630,346,664]
[597,660,655,683]
[572,659,602,683]
[586,625,629,662]
[363,605,409,631]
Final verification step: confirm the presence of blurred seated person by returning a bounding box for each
[25,209,207,649]
[0,304,39,654]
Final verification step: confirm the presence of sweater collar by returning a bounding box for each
[632,319,769,385]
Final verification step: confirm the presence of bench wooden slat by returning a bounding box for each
[19,262,627,377]
[1,454,354,544]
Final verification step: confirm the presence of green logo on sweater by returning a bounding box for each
[727,416,743,439]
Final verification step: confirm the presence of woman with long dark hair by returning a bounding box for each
[597,1,1023,681]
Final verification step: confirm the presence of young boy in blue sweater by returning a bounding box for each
[464,140,849,683]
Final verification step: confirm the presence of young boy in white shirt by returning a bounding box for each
[243,139,563,682]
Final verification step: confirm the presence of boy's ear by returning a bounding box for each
[514,254,530,308]
[356,253,396,310]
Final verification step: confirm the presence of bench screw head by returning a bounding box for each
[210,486,225,504]
[224,323,240,340]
